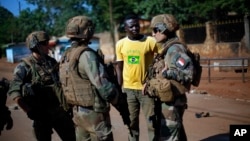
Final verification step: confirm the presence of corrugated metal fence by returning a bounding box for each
[182,19,245,44]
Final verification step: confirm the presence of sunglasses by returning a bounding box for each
[39,41,49,46]
[152,27,161,34]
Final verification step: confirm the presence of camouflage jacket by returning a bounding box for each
[7,55,66,110]
[161,37,194,89]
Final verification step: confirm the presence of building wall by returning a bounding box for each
[5,43,31,63]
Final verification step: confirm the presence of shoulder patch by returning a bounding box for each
[177,57,185,67]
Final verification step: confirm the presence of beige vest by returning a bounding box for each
[60,46,94,107]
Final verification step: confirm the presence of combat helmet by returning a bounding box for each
[65,15,95,40]
[151,14,179,33]
[26,31,49,51]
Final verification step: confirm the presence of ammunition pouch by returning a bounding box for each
[22,83,35,97]
[62,77,95,107]
[146,78,173,102]
[22,83,38,108]
[146,78,188,102]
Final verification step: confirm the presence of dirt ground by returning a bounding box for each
[192,67,250,101]
[1,57,250,101]
[1,57,250,141]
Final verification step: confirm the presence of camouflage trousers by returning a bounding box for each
[123,88,157,141]
[159,99,187,141]
[32,107,76,141]
[73,106,113,141]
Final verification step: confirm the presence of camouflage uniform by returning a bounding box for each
[64,15,120,141]
[150,14,194,141]
[0,78,13,135]
[8,31,76,141]
[159,39,191,141]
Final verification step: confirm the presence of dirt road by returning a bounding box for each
[1,93,250,141]
[1,58,250,141]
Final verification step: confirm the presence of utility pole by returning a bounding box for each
[244,14,250,51]
[18,0,21,13]
[109,0,115,48]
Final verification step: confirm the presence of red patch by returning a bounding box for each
[177,58,185,66]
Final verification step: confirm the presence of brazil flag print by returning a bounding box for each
[128,56,140,64]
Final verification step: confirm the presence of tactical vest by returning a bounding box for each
[60,46,95,107]
[21,56,67,110]
[22,56,56,85]
[153,39,202,87]
[145,39,202,102]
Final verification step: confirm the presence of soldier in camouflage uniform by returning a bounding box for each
[0,77,13,135]
[146,14,194,141]
[63,15,121,141]
[7,31,76,141]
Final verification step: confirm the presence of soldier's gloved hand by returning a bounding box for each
[162,69,177,80]
[0,109,13,135]
[109,90,119,106]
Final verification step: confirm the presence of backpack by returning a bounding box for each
[186,48,202,87]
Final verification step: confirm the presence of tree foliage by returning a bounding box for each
[0,6,15,44]
[0,0,249,44]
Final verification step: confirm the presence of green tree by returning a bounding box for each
[16,8,50,43]
[186,0,249,22]
[86,0,146,44]
[25,0,90,36]
[2,0,248,45]
[0,6,15,44]
[135,0,249,24]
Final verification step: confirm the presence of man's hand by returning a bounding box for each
[142,83,148,96]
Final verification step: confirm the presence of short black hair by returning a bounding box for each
[124,13,140,23]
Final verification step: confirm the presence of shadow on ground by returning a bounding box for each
[200,133,229,141]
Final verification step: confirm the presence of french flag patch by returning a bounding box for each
[177,58,185,66]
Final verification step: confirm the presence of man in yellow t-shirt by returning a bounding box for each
[115,14,161,141]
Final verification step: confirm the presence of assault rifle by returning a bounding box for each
[113,85,133,137]
[99,56,133,137]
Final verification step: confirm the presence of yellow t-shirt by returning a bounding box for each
[116,35,161,90]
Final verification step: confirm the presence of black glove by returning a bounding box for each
[162,70,177,80]
[0,109,13,135]
[27,109,42,120]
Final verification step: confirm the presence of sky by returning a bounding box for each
[0,0,36,16]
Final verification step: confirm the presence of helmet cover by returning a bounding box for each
[151,14,179,32]
[26,31,49,49]
[66,15,94,39]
